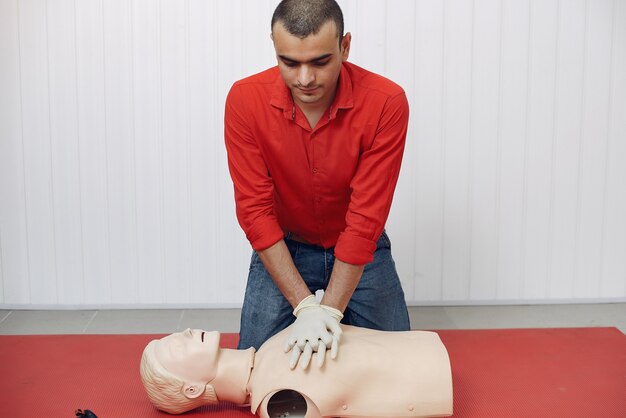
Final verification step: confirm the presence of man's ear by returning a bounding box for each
[341,32,352,61]
[182,383,205,399]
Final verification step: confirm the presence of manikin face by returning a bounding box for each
[154,328,220,385]
[271,20,351,111]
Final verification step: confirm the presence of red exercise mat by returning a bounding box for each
[0,328,624,417]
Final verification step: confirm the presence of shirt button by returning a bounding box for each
[312,168,318,174]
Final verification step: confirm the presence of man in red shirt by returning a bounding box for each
[225,0,410,369]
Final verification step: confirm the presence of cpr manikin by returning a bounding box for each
[140,325,453,417]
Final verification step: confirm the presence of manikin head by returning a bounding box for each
[140,329,221,414]
[270,0,352,112]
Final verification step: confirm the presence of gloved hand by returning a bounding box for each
[284,295,343,370]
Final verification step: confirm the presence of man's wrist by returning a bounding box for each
[320,304,344,321]
[293,294,318,316]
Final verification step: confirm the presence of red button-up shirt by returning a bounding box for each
[225,62,408,265]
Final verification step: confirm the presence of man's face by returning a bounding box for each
[154,328,220,385]
[272,20,351,110]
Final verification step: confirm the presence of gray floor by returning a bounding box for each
[0,303,624,335]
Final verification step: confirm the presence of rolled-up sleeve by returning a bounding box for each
[224,85,284,251]
[334,91,409,265]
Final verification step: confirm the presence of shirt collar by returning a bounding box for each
[270,63,355,120]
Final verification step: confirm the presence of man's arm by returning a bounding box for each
[321,259,364,312]
[257,238,365,314]
[260,240,344,370]
[333,91,409,266]
[323,91,409,313]
[257,240,312,308]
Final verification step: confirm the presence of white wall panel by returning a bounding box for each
[441,0,474,301]
[48,0,83,303]
[496,0,529,299]
[602,0,626,297]
[348,0,387,75]
[1,0,625,307]
[549,0,586,299]
[410,0,446,301]
[18,0,57,304]
[385,0,418,300]
[575,0,614,298]
[523,0,559,299]
[75,0,110,304]
[0,0,29,304]
[132,0,163,304]
[160,0,192,304]
[188,0,219,303]
[215,0,251,303]
[103,0,138,304]
[469,0,502,300]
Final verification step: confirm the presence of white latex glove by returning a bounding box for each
[284,295,343,370]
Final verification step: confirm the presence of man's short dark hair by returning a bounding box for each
[271,0,344,42]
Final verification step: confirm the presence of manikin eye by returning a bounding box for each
[201,331,205,342]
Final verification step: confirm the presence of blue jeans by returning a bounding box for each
[237,231,410,349]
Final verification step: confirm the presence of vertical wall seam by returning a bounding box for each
[241,0,245,78]
[212,1,219,303]
[409,1,417,299]
[185,0,193,304]
[598,0,617,295]
[408,0,419,299]
[439,0,447,301]
[547,0,561,298]
[466,0,476,301]
[0,228,4,303]
[383,0,388,75]
[73,0,86,304]
[157,0,166,304]
[494,0,505,299]
[520,0,532,298]
[16,0,32,304]
[101,0,113,304]
[572,0,589,297]
[129,0,139,304]
[44,0,60,304]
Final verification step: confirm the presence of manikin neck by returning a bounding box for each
[210,347,255,404]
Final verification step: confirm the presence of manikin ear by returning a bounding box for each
[182,383,205,399]
[340,32,352,62]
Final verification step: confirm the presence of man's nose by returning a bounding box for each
[297,65,315,87]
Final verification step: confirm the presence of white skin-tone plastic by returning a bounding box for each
[145,325,453,418]
[154,329,220,385]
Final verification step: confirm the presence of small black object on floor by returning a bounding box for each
[75,409,98,418]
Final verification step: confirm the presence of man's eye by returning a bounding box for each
[284,61,298,68]
[313,61,329,67]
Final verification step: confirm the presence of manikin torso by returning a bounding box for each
[248,325,453,418]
